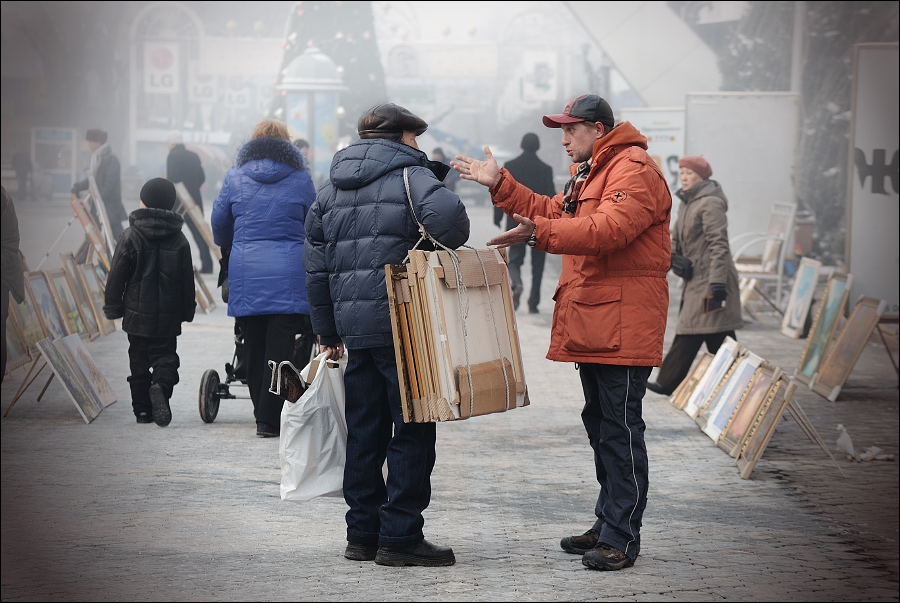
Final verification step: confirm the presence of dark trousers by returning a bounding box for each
[127,334,179,416]
[508,243,547,311]
[184,209,213,273]
[240,313,305,431]
[1,284,8,384]
[578,363,651,560]
[654,331,737,394]
[343,346,436,547]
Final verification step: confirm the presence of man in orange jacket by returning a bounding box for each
[452,94,671,571]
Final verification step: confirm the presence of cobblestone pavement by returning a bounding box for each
[1,201,897,601]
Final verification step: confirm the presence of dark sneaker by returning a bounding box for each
[582,544,636,571]
[256,422,279,438]
[149,384,171,427]
[375,539,456,567]
[135,411,153,424]
[561,529,600,555]
[344,542,378,561]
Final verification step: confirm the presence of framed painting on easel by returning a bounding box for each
[71,196,111,270]
[174,182,221,262]
[60,252,100,340]
[810,296,887,401]
[45,268,87,336]
[682,337,741,419]
[781,257,822,338]
[24,271,68,341]
[5,308,32,375]
[55,334,117,408]
[11,292,47,355]
[194,267,216,312]
[669,352,714,410]
[76,263,116,336]
[35,337,104,424]
[700,352,766,442]
[87,175,117,255]
[795,273,852,385]
[717,365,783,457]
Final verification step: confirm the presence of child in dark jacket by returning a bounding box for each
[104,178,196,426]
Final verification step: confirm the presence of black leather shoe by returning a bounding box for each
[344,542,378,561]
[256,422,279,438]
[646,381,671,396]
[375,539,456,567]
[561,529,600,555]
[135,412,153,424]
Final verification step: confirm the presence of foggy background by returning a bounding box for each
[1,1,898,266]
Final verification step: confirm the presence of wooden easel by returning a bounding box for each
[3,356,53,417]
[874,314,899,382]
[786,398,846,477]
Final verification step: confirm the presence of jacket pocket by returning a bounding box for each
[564,286,622,353]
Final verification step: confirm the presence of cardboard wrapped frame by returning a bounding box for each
[385,248,529,423]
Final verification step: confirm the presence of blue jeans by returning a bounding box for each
[578,363,651,560]
[343,346,436,547]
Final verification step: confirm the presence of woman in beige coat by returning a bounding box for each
[647,156,742,395]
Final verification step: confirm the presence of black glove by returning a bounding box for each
[711,283,727,302]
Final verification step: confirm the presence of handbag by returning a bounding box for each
[278,352,348,501]
[670,253,694,281]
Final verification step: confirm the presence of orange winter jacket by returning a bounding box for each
[491,121,672,366]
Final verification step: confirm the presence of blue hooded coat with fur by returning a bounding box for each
[211,137,316,317]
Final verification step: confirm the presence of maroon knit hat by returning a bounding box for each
[678,155,712,180]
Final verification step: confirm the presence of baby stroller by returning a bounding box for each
[198,249,317,423]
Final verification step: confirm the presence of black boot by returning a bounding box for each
[375,539,455,567]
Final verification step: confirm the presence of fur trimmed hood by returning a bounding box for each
[235,137,306,171]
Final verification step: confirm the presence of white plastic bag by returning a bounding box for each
[279,352,348,501]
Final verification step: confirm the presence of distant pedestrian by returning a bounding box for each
[1,186,26,384]
[431,147,460,192]
[103,178,197,426]
[493,133,556,312]
[647,155,742,396]
[72,128,127,241]
[166,131,213,274]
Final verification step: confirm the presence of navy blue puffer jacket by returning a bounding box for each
[303,138,470,349]
[211,137,316,317]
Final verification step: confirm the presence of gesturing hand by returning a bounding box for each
[450,146,501,189]
[486,213,535,249]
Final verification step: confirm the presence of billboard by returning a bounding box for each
[846,43,899,314]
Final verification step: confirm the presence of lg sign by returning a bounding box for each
[144,41,180,94]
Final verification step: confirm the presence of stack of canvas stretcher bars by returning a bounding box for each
[385,248,529,423]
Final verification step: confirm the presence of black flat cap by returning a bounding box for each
[358,103,428,139]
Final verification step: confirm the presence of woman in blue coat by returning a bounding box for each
[211,118,316,438]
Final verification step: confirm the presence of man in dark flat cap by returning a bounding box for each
[303,103,470,568]
[72,128,127,242]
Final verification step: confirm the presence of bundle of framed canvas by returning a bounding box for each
[385,248,529,423]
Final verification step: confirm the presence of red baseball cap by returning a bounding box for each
[543,94,615,129]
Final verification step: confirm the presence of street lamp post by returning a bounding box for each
[277,47,345,184]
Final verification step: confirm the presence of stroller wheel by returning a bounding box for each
[199,369,221,423]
